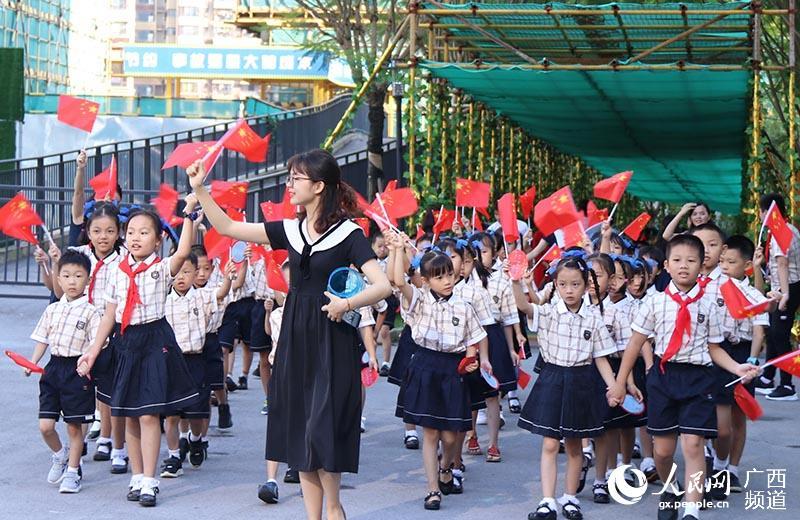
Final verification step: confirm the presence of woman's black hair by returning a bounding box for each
[546,255,603,315]
[79,202,123,252]
[687,202,713,229]
[287,149,359,234]
[419,251,454,279]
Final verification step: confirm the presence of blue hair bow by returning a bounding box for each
[561,249,587,261]
[161,217,180,243]
[117,204,141,224]
[645,258,658,270]
[455,239,469,250]
[410,253,424,270]
[424,245,442,254]
[470,240,483,251]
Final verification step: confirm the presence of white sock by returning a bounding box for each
[111,448,127,459]
[267,478,278,484]
[616,454,623,466]
[129,473,143,489]
[66,466,79,474]
[54,447,67,460]
[594,478,606,485]
[141,476,159,490]
[96,436,112,445]
[713,456,728,471]
[168,449,180,459]
[558,493,579,506]
[405,430,418,438]
[641,456,656,471]
[540,497,558,510]
[583,445,594,456]
[179,430,189,440]
[683,502,700,518]
[728,464,739,477]
[189,432,202,442]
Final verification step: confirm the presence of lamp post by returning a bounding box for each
[390,60,404,186]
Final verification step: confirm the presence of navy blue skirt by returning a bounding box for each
[464,368,498,410]
[486,323,517,393]
[93,340,116,405]
[203,332,225,390]
[604,357,648,428]
[518,362,608,439]
[176,353,210,419]
[387,325,416,386]
[109,318,200,417]
[395,348,472,432]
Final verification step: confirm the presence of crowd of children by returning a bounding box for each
[19,147,800,519]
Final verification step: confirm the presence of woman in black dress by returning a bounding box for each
[188,150,391,520]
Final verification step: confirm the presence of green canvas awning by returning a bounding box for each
[419,62,749,214]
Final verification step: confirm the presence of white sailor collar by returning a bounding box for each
[284,218,360,255]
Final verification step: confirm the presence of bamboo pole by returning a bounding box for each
[499,121,506,193]
[479,106,486,180]
[408,10,416,187]
[467,102,474,179]
[454,92,462,181]
[516,130,523,194]
[751,74,762,238]
[440,90,449,196]
[790,0,797,218]
[425,79,434,189]
[489,125,496,196]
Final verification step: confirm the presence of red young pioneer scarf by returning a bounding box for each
[118,255,160,334]
[88,257,105,305]
[661,284,705,373]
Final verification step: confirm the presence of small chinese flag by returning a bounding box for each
[763,201,794,255]
[377,187,418,219]
[226,207,246,222]
[354,217,370,237]
[415,224,425,241]
[621,212,651,241]
[541,243,563,263]
[455,178,491,209]
[733,384,763,421]
[587,200,609,227]
[593,171,632,203]
[266,249,289,293]
[517,367,532,390]
[519,185,537,220]
[767,350,800,378]
[720,279,771,320]
[0,192,43,244]
[533,186,580,236]
[89,156,118,200]
[384,179,398,192]
[57,95,99,133]
[356,191,393,230]
[497,193,519,243]
[162,141,218,170]
[204,227,233,262]
[220,120,271,163]
[433,207,456,236]
[260,201,285,222]
[210,180,248,211]
[151,184,179,222]
[554,221,589,249]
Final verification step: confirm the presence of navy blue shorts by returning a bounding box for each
[39,356,95,424]
[249,299,273,352]
[518,362,608,439]
[713,340,755,406]
[377,294,399,329]
[204,332,225,390]
[647,356,717,438]
[604,357,648,428]
[174,354,210,419]
[218,297,254,349]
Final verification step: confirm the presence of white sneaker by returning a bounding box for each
[360,416,366,433]
[59,471,81,493]
[476,409,487,425]
[47,453,68,484]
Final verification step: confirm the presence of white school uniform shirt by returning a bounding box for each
[250,258,275,301]
[31,295,101,357]
[268,305,285,365]
[69,245,123,312]
[526,298,617,367]
[453,278,495,327]
[631,281,724,366]
[208,258,224,288]
[589,296,632,354]
[699,266,727,310]
[198,283,230,333]
[481,270,520,326]
[720,277,770,343]
[357,299,388,329]
[403,285,487,354]
[104,253,173,326]
[230,262,256,302]
[165,287,218,354]
[768,223,800,288]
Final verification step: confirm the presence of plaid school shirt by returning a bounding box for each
[403,285,488,354]
[473,270,519,326]
[589,296,632,354]
[69,245,123,312]
[165,287,218,354]
[198,284,230,333]
[526,298,617,367]
[358,299,388,329]
[250,258,275,301]
[700,266,728,317]
[104,253,173,326]
[768,223,800,288]
[720,277,770,343]
[230,262,256,302]
[631,281,725,366]
[453,278,496,327]
[30,295,102,357]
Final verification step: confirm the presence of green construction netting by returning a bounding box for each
[420,61,748,213]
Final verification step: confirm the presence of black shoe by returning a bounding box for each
[438,468,454,495]
[508,396,521,414]
[252,366,261,378]
[528,502,557,520]
[111,456,129,474]
[189,438,205,468]
[93,441,111,461]
[238,376,248,390]
[684,516,698,520]
[593,482,610,503]
[657,490,679,520]
[766,384,798,401]
[729,473,743,493]
[450,472,463,494]
[284,469,300,483]
[644,466,660,483]
[139,487,158,507]
[127,487,141,501]
[81,442,87,457]
[225,376,238,392]
[562,501,583,520]
[404,433,419,450]
[160,455,183,478]
[218,403,233,429]
[179,437,190,462]
[258,481,279,504]
[709,470,730,500]
[754,376,774,395]
[379,363,390,377]
[632,441,642,459]
[576,454,591,494]
[424,491,441,510]
[202,440,209,460]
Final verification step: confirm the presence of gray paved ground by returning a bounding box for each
[0,292,797,519]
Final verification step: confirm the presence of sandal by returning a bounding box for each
[465,435,482,455]
[593,482,610,504]
[576,454,591,494]
[438,467,454,495]
[508,396,521,414]
[562,501,583,520]
[528,502,557,520]
[424,491,442,510]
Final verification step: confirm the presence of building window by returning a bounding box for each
[110,0,127,8]
[179,7,199,16]
[179,26,199,36]
[135,30,154,42]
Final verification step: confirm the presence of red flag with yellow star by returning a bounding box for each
[354,218,370,237]
[533,186,580,236]
[210,180,248,210]
[162,141,218,170]
[763,201,794,255]
[621,212,651,241]
[0,192,43,244]
[151,184,179,222]
[720,279,771,320]
[266,249,289,293]
[554,221,589,249]
[733,384,762,421]
[220,120,270,162]
[593,171,632,203]
[377,187,418,219]
[89,156,118,200]
[587,200,609,227]
[204,227,233,263]
[519,185,537,220]
[455,178,490,208]
[57,95,99,133]
[541,244,562,263]
[768,350,800,378]
[497,193,519,242]
[433,207,456,236]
